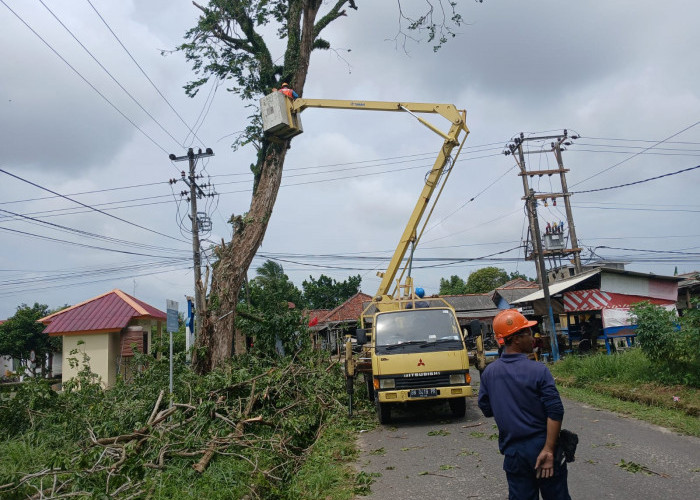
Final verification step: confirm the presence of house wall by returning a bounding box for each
[62,332,119,388]
[600,274,677,301]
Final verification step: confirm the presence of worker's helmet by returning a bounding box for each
[281,82,289,88]
[415,287,425,298]
[493,309,537,341]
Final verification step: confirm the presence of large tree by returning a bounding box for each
[439,275,469,295]
[302,274,361,309]
[465,267,510,294]
[179,1,467,373]
[0,303,61,377]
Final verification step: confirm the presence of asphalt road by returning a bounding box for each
[355,369,699,500]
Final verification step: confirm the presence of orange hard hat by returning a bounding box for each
[281,82,289,87]
[493,309,537,341]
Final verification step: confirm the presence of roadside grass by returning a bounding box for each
[550,348,700,436]
[287,402,375,500]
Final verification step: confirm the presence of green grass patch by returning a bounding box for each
[557,385,700,437]
[550,349,700,436]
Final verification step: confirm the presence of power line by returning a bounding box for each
[571,120,700,187]
[85,0,206,148]
[38,0,185,149]
[0,0,171,155]
[0,168,187,243]
[0,225,187,258]
[573,165,700,194]
[0,207,189,254]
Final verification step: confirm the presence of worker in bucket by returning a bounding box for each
[477,309,571,500]
[278,82,298,99]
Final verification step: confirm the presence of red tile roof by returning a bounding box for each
[322,292,373,323]
[39,289,166,336]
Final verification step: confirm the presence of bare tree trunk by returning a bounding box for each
[192,142,289,373]
[188,1,351,375]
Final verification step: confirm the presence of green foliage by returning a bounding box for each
[631,301,699,385]
[466,267,510,293]
[302,274,361,309]
[0,351,365,498]
[439,275,468,295]
[0,303,60,376]
[236,260,310,358]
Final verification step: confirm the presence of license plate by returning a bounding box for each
[408,388,438,398]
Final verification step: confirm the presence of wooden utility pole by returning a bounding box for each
[168,147,214,342]
[527,189,560,361]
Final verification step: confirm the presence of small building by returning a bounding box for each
[441,294,501,337]
[39,289,166,388]
[307,292,373,353]
[676,271,700,316]
[491,278,540,310]
[512,268,681,353]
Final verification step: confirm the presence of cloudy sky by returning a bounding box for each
[1,0,699,319]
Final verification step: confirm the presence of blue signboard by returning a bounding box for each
[166,299,179,333]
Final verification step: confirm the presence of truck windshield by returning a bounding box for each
[374,309,463,354]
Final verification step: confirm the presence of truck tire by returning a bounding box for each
[448,397,466,418]
[365,374,375,402]
[376,402,391,424]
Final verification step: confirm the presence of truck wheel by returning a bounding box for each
[448,397,466,418]
[376,402,391,424]
[365,374,375,402]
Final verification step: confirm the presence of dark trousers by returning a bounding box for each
[503,438,571,500]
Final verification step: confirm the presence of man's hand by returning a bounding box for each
[535,448,554,479]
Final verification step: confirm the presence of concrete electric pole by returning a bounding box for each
[168,147,214,342]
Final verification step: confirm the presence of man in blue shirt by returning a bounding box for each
[478,309,571,500]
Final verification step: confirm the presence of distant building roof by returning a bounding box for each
[441,294,496,311]
[322,292,373,323]
[497,278,538,290]
[39,289,166,336]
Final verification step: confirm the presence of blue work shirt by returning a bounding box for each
[478,353,564,453]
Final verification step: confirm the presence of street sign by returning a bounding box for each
[166,299,179,333]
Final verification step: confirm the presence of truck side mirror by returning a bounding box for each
[470,320,483,338]
[356,328,367,346]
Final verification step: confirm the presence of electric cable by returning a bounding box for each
[0,168,188,243]
[572,165,700,194]
[0,0,171,155]
[39,0,185,149]
[85,0,206,148]
[571,120,700,187]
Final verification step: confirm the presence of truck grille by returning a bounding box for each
[394,374,451,389]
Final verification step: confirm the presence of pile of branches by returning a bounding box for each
[0,356,346,499]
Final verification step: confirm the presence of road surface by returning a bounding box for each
[355,369,699,499]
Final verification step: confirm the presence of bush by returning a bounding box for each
[631,301,700,386]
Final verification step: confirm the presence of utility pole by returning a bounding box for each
[527,189,560,362]
[168,147,214,342]
[553,139,582,273]
[505,131,582,282]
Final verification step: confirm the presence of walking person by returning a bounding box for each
[478,309,571,500]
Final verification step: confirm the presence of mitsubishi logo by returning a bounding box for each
[417,358,425,366]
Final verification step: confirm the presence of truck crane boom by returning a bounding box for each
[261,93,470,301]
[261,92,474,422]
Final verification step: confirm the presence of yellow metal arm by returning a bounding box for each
[262,94,470,300]
[292,99,465,142]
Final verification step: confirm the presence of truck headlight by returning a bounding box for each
[449,373,466,385]
[379,378,395,389]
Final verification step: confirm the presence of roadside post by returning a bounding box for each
[166,299,179,399]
